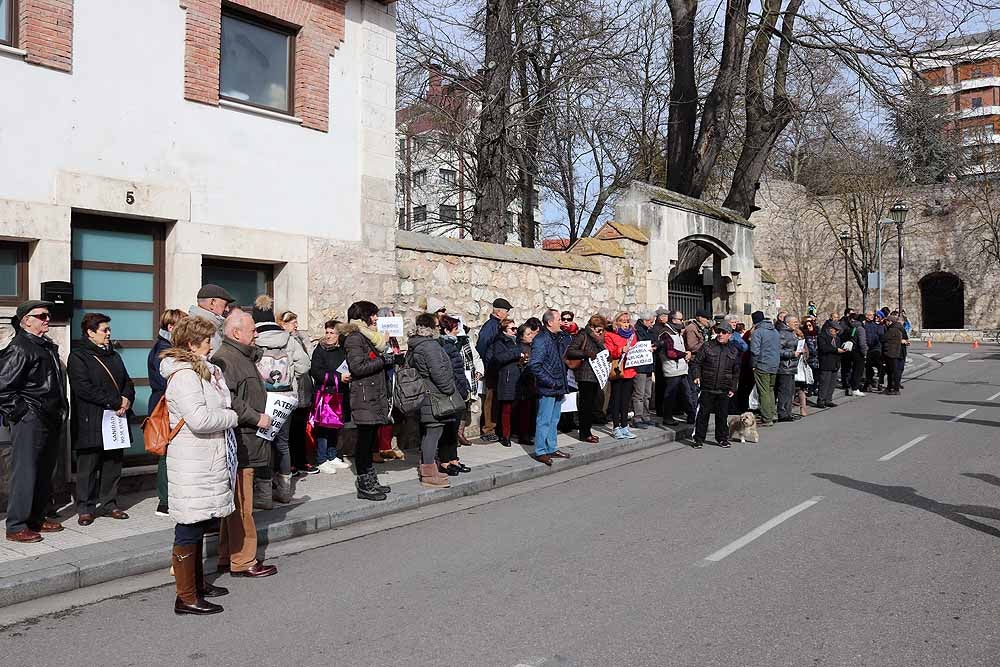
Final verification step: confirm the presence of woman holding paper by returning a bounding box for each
[162,315,242,615]
[603,312,638,440]
[67,313,135,526]
[565,314,607,444]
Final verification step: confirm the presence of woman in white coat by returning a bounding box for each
[161,316,239,616]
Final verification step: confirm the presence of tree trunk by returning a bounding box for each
[664,0,698,194]
[473,0,516,243]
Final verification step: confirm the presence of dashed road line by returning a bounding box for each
[698,497,823,565]
[878,435,930,461]
[988,390,1000,401]
[938,352,970,363]
[949,408,976,423]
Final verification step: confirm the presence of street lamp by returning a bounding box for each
[889,200,910,314]
[839,228,851,311]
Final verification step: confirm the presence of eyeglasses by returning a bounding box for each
[561,318,573,322]
[27,312,51,321]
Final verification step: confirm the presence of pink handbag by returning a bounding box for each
[310,373,344,429]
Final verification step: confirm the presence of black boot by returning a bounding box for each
[369,470,391,494]
[194,540,228,598]
[356,471,387,501]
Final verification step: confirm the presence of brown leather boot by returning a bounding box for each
[798,390,808,417]
[194,540,228,598]
[418,463,449,488]
[173,545,223,615]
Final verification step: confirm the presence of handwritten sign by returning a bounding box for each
[624,341,653,369]
[102,410,131,450]
[590,349,611,390]
[377,316,405,338]
[257,392,299,441]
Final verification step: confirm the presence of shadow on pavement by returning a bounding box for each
[890,412,1000,428]
[814,473,1000,539]
[939,400,1000,408]
[962,473,1000,488]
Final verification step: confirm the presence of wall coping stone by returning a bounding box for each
[596,220,649,244]
[630,180,755,229]
[395,230,602,273]
[568,237,626,258]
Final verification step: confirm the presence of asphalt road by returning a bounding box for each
[2,344,999,667]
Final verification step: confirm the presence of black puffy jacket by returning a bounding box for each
[0,329,67,425]
[690,339,741,393]
[67,340,136,450]
[491,334,523,402]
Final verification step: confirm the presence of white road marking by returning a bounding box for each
[923,353,939,358]
[949,408,976,423]
[967,360,985,363]
[938,352,970,363]
[988,390,1000,401]
[699,497,823,564]
[878,435,930,461]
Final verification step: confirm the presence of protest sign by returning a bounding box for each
[102,410,131,450]
[590,350,611,389]
[257,393,299,441]
[377,316,405,338]
[624,341,653,369]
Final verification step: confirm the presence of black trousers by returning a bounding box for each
[885,357,900,391]
[818,369,838,404]
[864,350,883,388]
[608,378,634,428]
[849,352,865,390]
[75,447,124,514]
[660,375,695,421]
[174,517,220,546]
[6,412,62,534]
[577,381,601,438]
[775,373,796,419]
[354,424,378,474]
[653,365,665,416]
[437,419,460,463]
[695,391,730,443]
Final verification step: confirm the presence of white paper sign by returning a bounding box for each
[336,360,350,376]
[561,392,578,413]
[102,410,131,450]
[377,316,405,338]
[624,341,653,369]
[796,339,805,354]
[256,392,299,441]
[590,350,611,390]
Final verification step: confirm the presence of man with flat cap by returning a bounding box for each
[189,283,236,355]
[475,297,512,442]
[0,300,69,542]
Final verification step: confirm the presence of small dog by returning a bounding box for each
[728,412,759,444]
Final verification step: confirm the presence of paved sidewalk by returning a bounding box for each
[0,422,685,608]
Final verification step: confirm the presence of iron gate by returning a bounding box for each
[668,279,710,318]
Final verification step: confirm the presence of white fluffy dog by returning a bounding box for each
[727,412,759,444]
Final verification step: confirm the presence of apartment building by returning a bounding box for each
[916,30,1000,174]
[0,0,396,472]
[395,70,542,247]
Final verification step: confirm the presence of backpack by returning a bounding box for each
[257,345,292,391]
[142,374,184,456]
[392,343,428,415]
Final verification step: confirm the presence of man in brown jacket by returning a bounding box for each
[210,310,277,578]
[683,309,712,356]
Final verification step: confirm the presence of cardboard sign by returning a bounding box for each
[102,410,131,450]
[624,341,653,369]
[590,350,611,389]
[256,392,299,441]
[377,316,405,338]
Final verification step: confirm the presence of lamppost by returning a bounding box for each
[839,228,851,311]
[889,200,910,314]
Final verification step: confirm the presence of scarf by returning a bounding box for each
[616,327,634,339]
[350,319,387,350]
[561,322,579,336]
[158,328,172,342]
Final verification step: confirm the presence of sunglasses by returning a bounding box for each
[561,318,573,322]
[27,312,51,321]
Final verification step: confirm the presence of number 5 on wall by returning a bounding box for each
[126,191,135,205]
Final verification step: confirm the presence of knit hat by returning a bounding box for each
[252,295,275,324]
[751,311,765,325]
[695,308,711,320]
[426,296,446,314]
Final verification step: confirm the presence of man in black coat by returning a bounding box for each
[690,322,741,449]
[0,301,68,543]
[475,297,512,442]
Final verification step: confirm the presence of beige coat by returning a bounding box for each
[161,350,239,525]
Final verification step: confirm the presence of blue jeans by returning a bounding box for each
[272,419,292,475]
[314,427,339,464]
[534,395,564,456]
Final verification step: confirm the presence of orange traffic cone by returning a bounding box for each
[973,340,980,350]
[926,338,933,349]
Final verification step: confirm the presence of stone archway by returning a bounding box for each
[667,234,735,315]
[919,272,965,329]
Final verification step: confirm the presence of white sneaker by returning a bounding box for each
[318,460,338,474]
[853,390,866,397]
[623,427,638,440]
[329,457,351,470]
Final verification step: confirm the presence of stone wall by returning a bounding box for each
[394,230,651,327]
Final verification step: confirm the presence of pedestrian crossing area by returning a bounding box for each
[922,352,970,363]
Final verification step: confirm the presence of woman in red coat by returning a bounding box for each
[604,312,638,440]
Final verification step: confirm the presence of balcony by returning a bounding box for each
[958,105,1000,120]
[930,76,1000,95]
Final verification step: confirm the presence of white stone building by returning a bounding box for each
[395,72,543,246]
[0,0,397,471]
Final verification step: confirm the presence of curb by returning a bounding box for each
[0,426,687,609]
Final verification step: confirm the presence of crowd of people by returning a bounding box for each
[0,287,914,616]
